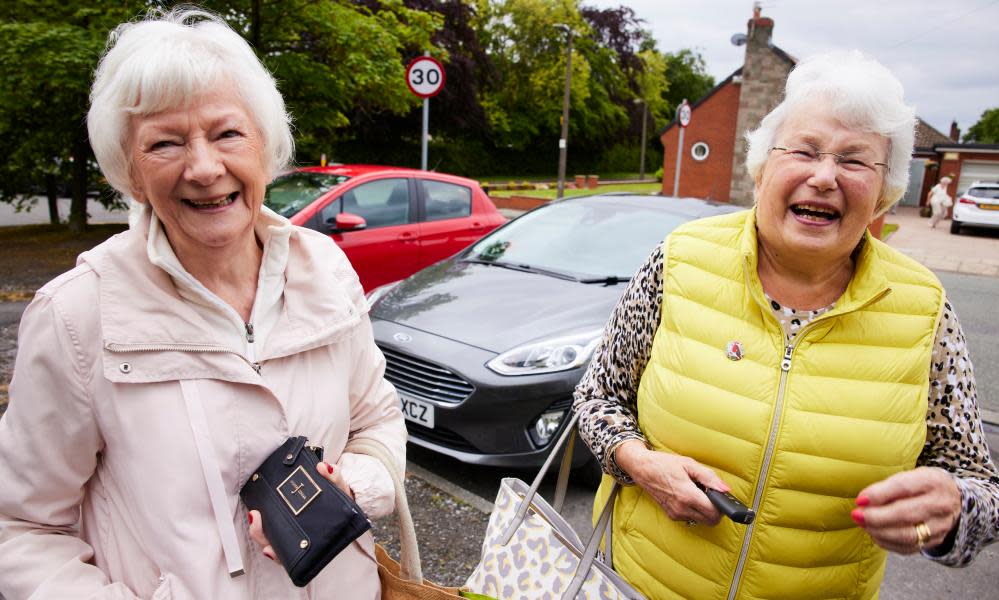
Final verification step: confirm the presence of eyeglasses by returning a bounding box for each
[769,146,889,175]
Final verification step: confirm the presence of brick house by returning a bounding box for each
[659,6,999,207]
[659,6,791,206]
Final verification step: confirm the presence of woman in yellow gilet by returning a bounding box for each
[574,50,998,599]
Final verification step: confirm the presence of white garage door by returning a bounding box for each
[957,160,999,195]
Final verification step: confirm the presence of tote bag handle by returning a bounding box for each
[344,438,423,583]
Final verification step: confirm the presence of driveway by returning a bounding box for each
[885,205,999,277]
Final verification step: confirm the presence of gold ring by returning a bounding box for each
[914,522,931,549]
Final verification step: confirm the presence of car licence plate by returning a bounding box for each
[400,394,435,428]
[979,203,999,211]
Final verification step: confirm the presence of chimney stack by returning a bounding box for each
[949,120,960,142]
[747,1,774,53]
[729,3,792,205]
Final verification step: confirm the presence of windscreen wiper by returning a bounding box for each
[463,258,578,281]
[578,276,631,285]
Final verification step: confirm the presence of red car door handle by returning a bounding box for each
[397,231,417,241]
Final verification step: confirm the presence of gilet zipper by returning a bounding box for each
[726,259,890,598]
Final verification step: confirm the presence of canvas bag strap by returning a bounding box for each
[563,483,621,600]
[344,438,423,582]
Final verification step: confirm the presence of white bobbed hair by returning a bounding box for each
[88,7,294,197]
[745,50,915,216]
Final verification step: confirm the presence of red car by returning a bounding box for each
[264,165,506,291]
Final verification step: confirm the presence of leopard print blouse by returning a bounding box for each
[573,243,999,566]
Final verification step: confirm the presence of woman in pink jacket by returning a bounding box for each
[0,8,405,599]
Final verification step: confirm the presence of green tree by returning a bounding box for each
[963,107,999,144]
[0,1,442,230]
[201,0,442,162]
[0,3,144,232]
[660,48,715,120]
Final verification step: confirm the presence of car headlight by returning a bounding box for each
[365,281,401,306]
[486,329,603,376]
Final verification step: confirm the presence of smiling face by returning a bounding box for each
[754,104,889,267]
[128,89,267,261]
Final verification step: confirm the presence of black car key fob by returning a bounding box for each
[695,482,756,525]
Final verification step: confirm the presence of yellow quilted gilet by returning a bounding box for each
[595,209,944,600]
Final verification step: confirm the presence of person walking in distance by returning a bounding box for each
[928,175,954,228]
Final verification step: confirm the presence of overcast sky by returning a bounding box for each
[585,0,999,137]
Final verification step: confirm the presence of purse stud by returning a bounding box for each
[300,539,309,549]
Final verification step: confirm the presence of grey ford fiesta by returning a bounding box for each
[367,193,741,482]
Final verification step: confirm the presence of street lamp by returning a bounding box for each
[554,23,573,199]
[634,98,648,181]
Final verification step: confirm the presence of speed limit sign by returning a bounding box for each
[678,100,691,128]
[406,56,446,98]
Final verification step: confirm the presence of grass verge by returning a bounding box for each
[0,224,126,295]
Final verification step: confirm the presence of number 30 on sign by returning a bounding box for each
[406,56,446,98]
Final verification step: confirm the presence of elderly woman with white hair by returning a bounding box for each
[574,50,998,599]
[0,8,404,599]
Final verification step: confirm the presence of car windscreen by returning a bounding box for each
[465,200,692,279]
[968,187,999,200]
[264,172,350,218]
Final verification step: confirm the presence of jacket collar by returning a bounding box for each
[81,207,366,380]
[739,208,891,317]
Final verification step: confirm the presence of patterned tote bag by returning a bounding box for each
[465,412,645,599]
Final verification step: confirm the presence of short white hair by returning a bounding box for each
[745,51,915,216]
[88,7,294,197]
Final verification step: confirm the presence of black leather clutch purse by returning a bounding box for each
[240,436,372,587]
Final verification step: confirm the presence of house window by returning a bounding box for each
[691,142,710,161]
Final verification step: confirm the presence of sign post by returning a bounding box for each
[673,99,691,197]
[406,55,446,170]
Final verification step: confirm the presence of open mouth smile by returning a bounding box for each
[183,191,239,209]
[790,203,840,223]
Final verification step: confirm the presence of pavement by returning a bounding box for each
[885,205,999,278]
[0,196,127,226]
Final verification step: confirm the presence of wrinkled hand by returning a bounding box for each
[852,466,961,555]
[248,461,354,563]
[615,440,729,526]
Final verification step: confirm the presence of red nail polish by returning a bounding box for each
[856,495,870,507]
[248,513,253,525]
[327,463,334,475]
[851,508,865,526]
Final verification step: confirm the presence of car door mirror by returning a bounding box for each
[328,211,367,233]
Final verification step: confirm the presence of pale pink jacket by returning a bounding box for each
[0,213,405,599]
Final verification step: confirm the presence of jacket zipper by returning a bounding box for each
[105,342,262,374]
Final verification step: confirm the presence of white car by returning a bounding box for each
[952,181,999,235]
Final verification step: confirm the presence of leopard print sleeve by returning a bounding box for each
[573,244,663,484]
[918,299,999,566]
